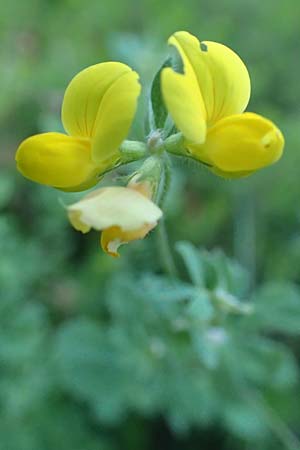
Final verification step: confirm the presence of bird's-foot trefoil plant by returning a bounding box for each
[15,30,284,257]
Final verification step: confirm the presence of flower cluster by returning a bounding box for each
[15,31,284,256]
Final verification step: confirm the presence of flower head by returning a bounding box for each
[161,31,284,177]
[67,183,162,257]
[14,32,285,258]
[16,62,141,191]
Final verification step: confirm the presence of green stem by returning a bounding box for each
[233,186,256,289]
[157,155,172,208]
[157,219,178,278]
[155,154,178,277]
[245,390,300,450]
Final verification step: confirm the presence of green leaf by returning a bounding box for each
[186,290,214,323]
[148,48,183,135]
[149,58,171,131]
[175,241,204,286]
[168,44,185,74]
[191,327,228,369]
[229,336,298,390]
[55,318,128,424]
[251,282,300,335]
[203,248,250,297]
[223,401,269,440]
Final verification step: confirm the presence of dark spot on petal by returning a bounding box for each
[200,42,208,52]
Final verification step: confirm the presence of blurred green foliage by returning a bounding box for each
[1,0,300,449]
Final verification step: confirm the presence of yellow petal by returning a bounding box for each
[187,112,284,175]
[62,62,128,138]
[161,31,251,141]
[67,186,162,233]
[209,167,254,179]
[91,70,141,165]
[68,209,91,233]
[100,223,154,257]
[99,179,157,257]
[15,132,100,190]
[61,62,141,165]
[161,35,207,144]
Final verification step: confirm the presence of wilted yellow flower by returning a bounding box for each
[67,184,162,257]
[161,31,284,177]
[16,62,141,191]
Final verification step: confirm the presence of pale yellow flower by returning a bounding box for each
[68,185,162,257]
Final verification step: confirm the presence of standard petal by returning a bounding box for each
[161,34,207,144]
[67,186,162,233]
[15,132,100,190]
[200,40,251,123]
[62,62,129,137]
[161,31,251,139]
[91,69,141,165]
[187,113,284,175]
[61,62,141,165]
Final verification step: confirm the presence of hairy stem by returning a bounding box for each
[157,219,178,278]
[156,157,178,277]
[157,155,172,208]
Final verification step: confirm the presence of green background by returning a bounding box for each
[1,0,300,449]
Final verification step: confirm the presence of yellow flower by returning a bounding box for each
[161,31,284,177]
[16,62,141,191]
[67,184,162,257]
